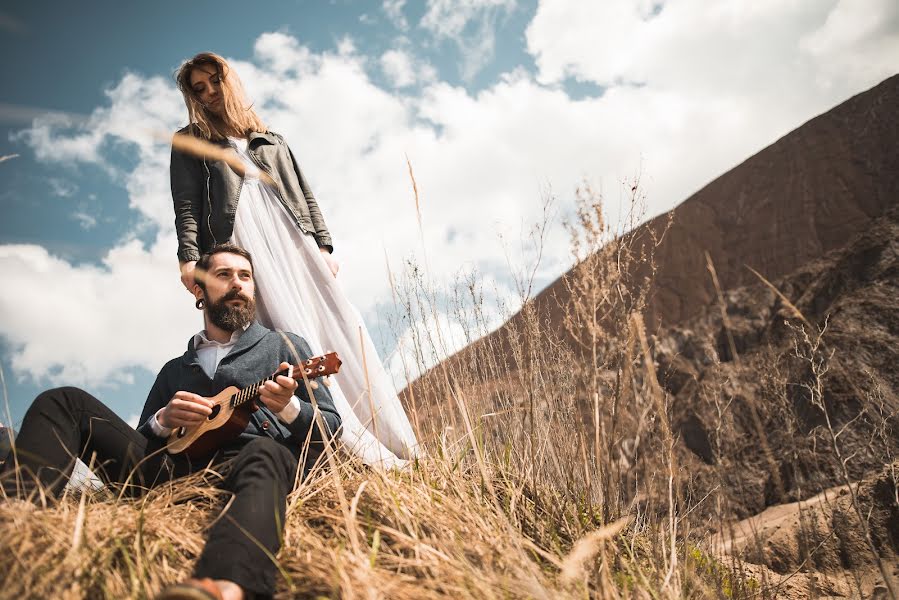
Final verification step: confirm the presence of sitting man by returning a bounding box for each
[1,243,342,600]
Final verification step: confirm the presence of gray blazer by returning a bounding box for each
[170,127,334,262]
[138,322,342,471]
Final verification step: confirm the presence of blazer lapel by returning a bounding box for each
[220,321,269,363]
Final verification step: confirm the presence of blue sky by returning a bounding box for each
[1,0,897,429]
[0,0,535,261]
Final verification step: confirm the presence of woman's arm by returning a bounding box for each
[283,141,339,276]
[285,143,333,253]
[179,260,199,291]
[319,248,339,277]
[170,140,205,264]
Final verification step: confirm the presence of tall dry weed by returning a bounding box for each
[8,173,892,599]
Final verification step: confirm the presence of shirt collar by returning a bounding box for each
[192,322,251,349]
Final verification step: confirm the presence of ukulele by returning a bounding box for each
[166,352,342,458]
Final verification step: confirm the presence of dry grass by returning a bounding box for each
[0,447,742,599]
[2,181,896,599]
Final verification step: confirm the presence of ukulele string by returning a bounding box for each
[229,358,323,409]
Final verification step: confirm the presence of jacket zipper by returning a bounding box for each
[246,146,308,233]
[203,158,217,246]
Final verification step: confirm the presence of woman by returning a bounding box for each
[170,52,417,468]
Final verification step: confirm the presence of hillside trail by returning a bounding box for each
[713,467,899,599]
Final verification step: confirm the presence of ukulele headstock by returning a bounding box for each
[295,351,342,379]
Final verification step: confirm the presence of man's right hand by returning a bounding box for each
[180,260,198,293]
[159,391,213,429]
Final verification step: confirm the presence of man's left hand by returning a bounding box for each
[258,361,299,413]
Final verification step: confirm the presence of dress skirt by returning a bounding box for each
[230,174,418,468]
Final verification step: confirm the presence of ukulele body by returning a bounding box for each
[167,386,253,458]
[163,352,341,458]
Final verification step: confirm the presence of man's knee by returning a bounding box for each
[238,437,298,484]
[31,386,94,412]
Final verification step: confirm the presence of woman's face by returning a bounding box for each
[189,65,224,115]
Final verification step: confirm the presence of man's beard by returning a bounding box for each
[205,288,256,332]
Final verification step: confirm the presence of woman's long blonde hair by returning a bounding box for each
[175,52,267,140]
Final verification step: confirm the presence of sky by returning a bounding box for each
[0,0,897,430]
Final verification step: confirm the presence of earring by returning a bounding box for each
[195,298,205,310]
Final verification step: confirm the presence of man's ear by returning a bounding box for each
[191,265,210,297]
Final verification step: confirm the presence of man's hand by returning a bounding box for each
[159,391,213,429]
[319,248,339,277]
[258,362,299,413]
[180,260,199,293]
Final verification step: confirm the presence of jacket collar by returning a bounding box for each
[178,126,278,148]
[247,131,278,150]
[248,130,279,146]
[182,321,270,366]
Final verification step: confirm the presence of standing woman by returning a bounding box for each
[170,52,416,467]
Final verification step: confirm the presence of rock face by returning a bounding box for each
[534,74,899,331]
[656,202,899,518]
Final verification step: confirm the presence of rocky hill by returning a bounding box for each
[657,200,898,517]
[401,74,899,592]
[537,73,899,332]
[406,75,898,398]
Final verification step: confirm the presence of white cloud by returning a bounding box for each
[4,14,897,387]
[16,74,182,171]
[382,0,409,31]
[15,72,185,233]
[800,0,899,90]
[381,49,417,87]
[526,0,898,101]
[421,0,516,38]
[420,0,517,81]
[72,210,98,230]
[0,239,198,387]
[380,48,437,88]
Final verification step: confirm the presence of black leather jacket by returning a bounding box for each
[170,127,333,262]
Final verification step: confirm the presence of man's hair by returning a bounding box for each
[195,243,254,290]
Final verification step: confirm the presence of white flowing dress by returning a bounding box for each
[227,137,417,468]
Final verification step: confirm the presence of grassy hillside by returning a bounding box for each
[2,163,897,598]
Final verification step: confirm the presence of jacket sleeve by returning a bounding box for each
[170,137,205,263]
[137,367,174,440]
[281,335,342,447]
[285,143,333,253]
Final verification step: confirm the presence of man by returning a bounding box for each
[1,243,342,600]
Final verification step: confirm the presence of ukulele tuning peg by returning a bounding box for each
[309,381,319,390]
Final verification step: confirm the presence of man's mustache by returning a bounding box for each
[220,289,253,303]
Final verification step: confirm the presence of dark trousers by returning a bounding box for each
[1,387,298,598]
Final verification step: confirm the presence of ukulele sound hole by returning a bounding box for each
[208,405,221,420]
[177,427,186,438]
